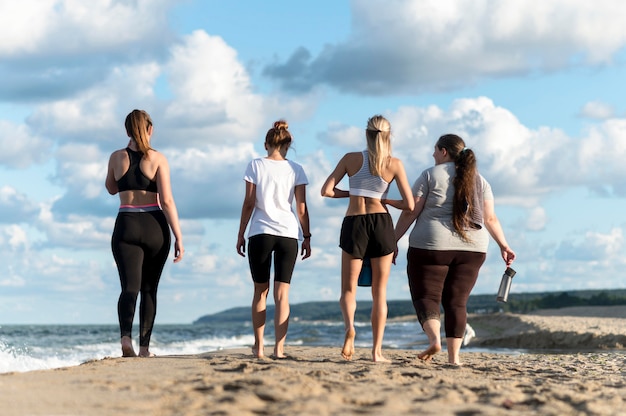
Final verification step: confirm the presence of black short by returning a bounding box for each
[339,213,396,259]
[247,234,299,284]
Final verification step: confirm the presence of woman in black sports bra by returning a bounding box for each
[105,109,184,357]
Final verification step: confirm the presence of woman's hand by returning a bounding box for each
[300,237,311,260]
[173,239,184,263]
[236,235,246,257]
[501,246,516,267]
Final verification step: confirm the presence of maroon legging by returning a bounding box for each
[407,247,486,338]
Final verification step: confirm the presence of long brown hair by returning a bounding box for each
[436,134,478,242]
[365,115,391,176]
[125,109,154,157]
[265,120,292,149]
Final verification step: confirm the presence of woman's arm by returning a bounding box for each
[321,154,350,198]
[105,152,119,195]
[156,154,184,263]
[394,196,425,241]
[483,198,516,266]
[294,184,311,259]
[384,159,415,211]
[237,180,256,257]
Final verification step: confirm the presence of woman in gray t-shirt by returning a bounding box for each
[395,134,516,365]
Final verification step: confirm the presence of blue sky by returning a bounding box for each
[1,0,626,324]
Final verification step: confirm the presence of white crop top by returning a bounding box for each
[348,151,390,199]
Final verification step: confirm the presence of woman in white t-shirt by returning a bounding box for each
[237,120,311,359]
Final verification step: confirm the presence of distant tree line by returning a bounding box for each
[497,290,626,313]
[194,289,626,324]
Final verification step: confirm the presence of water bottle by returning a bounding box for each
[496,267,517,303]
[358,257,372,287]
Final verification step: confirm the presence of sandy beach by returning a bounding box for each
[1,306,625,415]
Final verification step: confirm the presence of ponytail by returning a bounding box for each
[365,115,392,176]
[437,134,479,242]
[125,109,154,157]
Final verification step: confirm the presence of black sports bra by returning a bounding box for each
[116,148,158,193]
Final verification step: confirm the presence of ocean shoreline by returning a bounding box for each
[1,306,625,414]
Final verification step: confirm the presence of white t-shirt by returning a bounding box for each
[244,158,308,240]
[408,162,493,252]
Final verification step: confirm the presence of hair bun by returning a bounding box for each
[273,120,288,130]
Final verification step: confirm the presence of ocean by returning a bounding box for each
[0,319,446,373]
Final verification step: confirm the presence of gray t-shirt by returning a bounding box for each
[408,162,493,252]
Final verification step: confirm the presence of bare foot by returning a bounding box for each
[372,352,391,363]
[445,361,463,367]
[417,343,441,362]
[271,354,289,360]
[272,348,287,359]
[341,328,356,360]
[252,346,264,358]
[121,336,137,357]
[138,347,155,357]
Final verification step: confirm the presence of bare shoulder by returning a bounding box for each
[388,156,406,170]
[147,148,164,160]
[109,148,127,161]
[340,151,361,160]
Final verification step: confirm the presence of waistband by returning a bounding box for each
[119,203,161,213]
[345,212,392,219]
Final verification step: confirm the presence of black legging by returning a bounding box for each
[407,247,486,338]
[247,234,298,284]
[111,210,171,347]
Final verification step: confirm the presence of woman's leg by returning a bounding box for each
[407,248,449,362]
[340,250,361,360]
[112,214,143,358]
[137,212,170,357]
[252,282,270,358]
[273,281,290,358]
[271,237,298,358]
[370,253,393,362]
[418,319,441,361]
[247,235,274,358]
[441,251,485,365]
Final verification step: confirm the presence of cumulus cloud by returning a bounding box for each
[0,0,177,101]
[579,100,616,120]
[264,0,626,95]
[555,228,624,261]
[0,120,53,168]
[0,186,41,223]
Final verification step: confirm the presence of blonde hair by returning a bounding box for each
[265,120,292,149]
[365,115,392,176]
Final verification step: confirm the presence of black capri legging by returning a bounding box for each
[111,210,171,347]
[407,247,486,338]
[247,234,299,284]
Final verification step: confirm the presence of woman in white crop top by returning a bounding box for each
[321,114,414,362]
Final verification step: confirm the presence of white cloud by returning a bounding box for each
[0,120,53,168]
[265,0,626,94]
[0,186,41,223]
[163,30,266,144]
[0,0,176,56]
[579,101,615,120]
[526,207,548,231]
[0,0,177,102]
